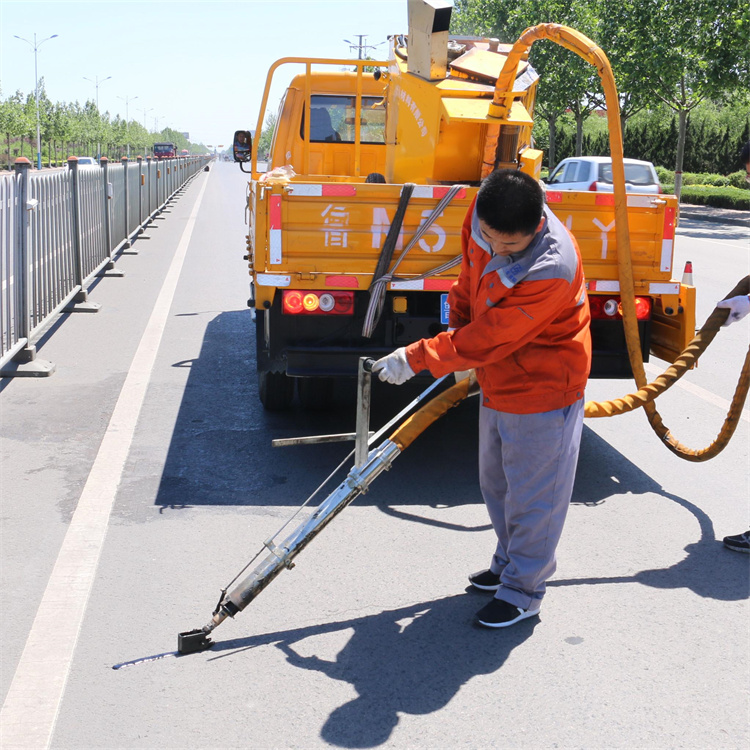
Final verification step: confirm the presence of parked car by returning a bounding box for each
[545,156,662,194]
[75,156,99,168]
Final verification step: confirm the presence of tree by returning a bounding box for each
[0,91,28,168]
[256,111,277,159]
[596,0,750,199]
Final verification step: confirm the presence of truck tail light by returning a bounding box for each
[589,295,651,321]
[282,290,354,315]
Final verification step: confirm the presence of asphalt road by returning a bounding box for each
[1,162,748,750]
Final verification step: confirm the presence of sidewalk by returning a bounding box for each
[679,202,750,227]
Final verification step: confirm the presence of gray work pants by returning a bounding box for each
[478,398,584,610]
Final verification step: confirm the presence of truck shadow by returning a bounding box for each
[154,311,747,601]
[206,592,537,748]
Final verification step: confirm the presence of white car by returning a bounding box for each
[545,156,662,194]
[75,156,99,168]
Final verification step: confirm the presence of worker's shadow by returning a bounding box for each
[560,427,749,601]
[210,592,536,748]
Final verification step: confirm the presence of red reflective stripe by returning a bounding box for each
[595,194,615,205]
[269,195,282,229]
[433,186,466,200]
[545,190,563,203]
[663,206,676,240]
[424,278,456,291]
[587,280,597,291]
[322,184,357,196]
[325,275,359,288]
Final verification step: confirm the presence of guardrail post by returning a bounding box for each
[0,158,55,376]
[146,156,153,222]
[137,155,145,229]
[96,157,124,277]
[63,157,100,313]
[121,156,133,248]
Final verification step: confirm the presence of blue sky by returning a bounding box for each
[0,1,410,147]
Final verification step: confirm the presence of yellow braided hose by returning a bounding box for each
[389,374,477,451]
[588,276,749,461]
[489,24,749,461]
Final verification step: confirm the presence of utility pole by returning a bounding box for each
[344,35,384,60]
[13,33,59,170]
[117,94,138,158]
[83,75,112,160]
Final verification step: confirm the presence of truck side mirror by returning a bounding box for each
[233,130,252,163]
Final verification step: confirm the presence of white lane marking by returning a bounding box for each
[0,172,211,750]
[644,362,750,424]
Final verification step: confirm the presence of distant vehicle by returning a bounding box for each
[153,142,177,159]
[545,156,662,194]
[75,156,98,168]
[180,149,190,156]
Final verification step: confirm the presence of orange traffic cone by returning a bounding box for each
[682,261,694,286]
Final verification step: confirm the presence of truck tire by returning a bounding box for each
[258,370,295,410]
[298,377,335,410]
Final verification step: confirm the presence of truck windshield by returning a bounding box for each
[301,95,385,144]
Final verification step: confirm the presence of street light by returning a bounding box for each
[138,107,153,157]
[117,94,138,158]
[138,107,153,130]
[84,75,112,161]
[13,33,59,170]
[83,74,112,111]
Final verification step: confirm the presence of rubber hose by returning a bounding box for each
[586,276,750,461]
[389,374,477,451]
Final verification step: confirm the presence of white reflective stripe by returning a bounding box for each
[626,195,655,207]
[391,280,425,290]
[596,280,620,292]
[270,228,282,264]
[411,186,434,199]
[649,282,680,294]
[660,239,673,272]
[257,274,291,286]
[289,184,322,196]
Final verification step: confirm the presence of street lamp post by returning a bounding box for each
[13,33,59,170]
[138,108,153,156]
[117,94,138,158]
[83,75,112,160]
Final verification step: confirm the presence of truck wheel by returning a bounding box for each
[258,370,295,410]
[298,377,335,410]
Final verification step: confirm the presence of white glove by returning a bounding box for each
[717,295,750,326]
[372,347,415,385]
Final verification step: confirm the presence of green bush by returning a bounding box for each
[681,172,731,186]
[677,185,750,210]
[655,166,673,183]
[728,170,750,189]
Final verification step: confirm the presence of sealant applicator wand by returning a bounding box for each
[178,359,476,654]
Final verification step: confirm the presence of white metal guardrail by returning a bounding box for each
[0,155,211,376]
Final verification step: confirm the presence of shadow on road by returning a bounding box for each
[153,311,748,601]
[207,591,537,748]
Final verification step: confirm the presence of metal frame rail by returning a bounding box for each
[0,155,212,376]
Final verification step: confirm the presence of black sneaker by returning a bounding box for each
[475,598,541,629]
[723,531,750,553]
[468,569,501,591]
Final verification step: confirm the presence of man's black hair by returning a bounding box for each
[476,169,544,236]
[741,141,750,168]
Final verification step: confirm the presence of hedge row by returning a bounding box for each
[662,184,750,210]
[655,167,749,190]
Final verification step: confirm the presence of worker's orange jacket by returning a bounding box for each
[405,201,592,414]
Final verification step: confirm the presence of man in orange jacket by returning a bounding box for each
[373,169,592,628]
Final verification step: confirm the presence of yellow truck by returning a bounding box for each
[234,1,695,410]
